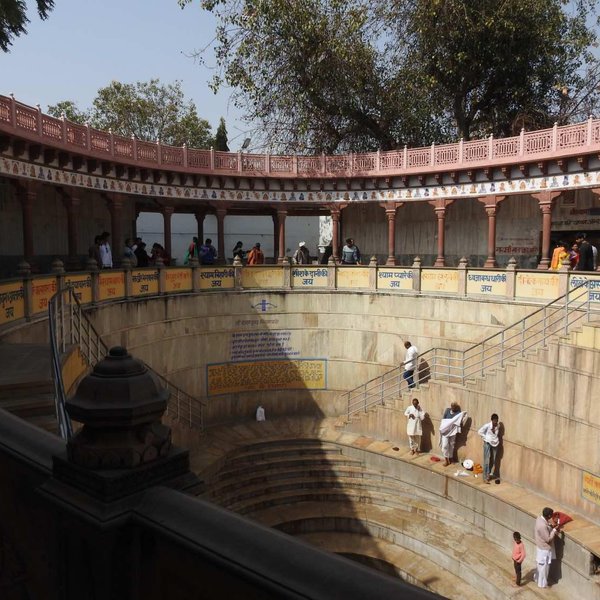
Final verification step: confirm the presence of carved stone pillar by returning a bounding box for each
[331,208,341,263]
[277,209,287,263]
[535,192,560,270]
[194,210,206,244]
[107,195,125,266]
[475,196,505,268]
[161,205,175,260]
[59,189,81,270]
[19,184,35,263]
[272,213,279,262]
[216,208,227,264]
[428,198,454,267]
[379,202,402,266]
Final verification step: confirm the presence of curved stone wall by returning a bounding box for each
[79,291,532,425]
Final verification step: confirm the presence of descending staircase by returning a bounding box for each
[197,422,567,600]
[341,280,599,422]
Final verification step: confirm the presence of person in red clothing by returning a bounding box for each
[512,531,526,586]
[246,242,265,265]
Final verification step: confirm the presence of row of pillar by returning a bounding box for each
[9,182,578,269]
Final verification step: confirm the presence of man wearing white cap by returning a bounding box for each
[293,241,310,264]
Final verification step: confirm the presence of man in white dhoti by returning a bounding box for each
[534,507,560,588]
[439,402,466,466]
[404,398,425,455]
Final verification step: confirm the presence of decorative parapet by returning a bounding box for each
[1,94,600,178]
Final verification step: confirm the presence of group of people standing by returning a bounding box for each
[184,237,217,265]
[550,232,597,271]
[403,395,562,589]
[88,233,171,269]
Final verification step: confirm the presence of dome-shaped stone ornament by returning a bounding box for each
[66,346,171,470]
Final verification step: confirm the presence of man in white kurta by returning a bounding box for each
[439,403,467,466]
[404,398,425,454]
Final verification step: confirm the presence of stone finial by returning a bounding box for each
[458,256,468,269]
[412,256,422,268]
[369,255,378,266]
[86,257,99,272]
[121,257,132,270]
[51,258,65,274]
[188,256,199,267]
[506,257,517,271]
[155,256,164,268]
[327,256,336,265]
[281,256,290,265]
[16,260,31,276]
[66,346,171,470]
[232,255,242,266]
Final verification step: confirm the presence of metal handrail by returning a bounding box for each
[48,287,205,436]
[48,288,73,440]
[343,280,598,418]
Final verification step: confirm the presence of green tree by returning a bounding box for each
[47,100,89,124]
[214,117,229,151]
[0,0,54,52]
[401,0,599,139]
[50,79,213,148]
[181,0,598,150]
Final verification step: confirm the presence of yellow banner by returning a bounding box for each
[515,273,559,300]
[31,276,58,314]
[207,359,327,396]
[98,272,125,301]
[64,274,92,304]
[0,281,25,325]
[131,269,159,296]
[377,268,413,290]
[421,269,459,293]
[582,471,600,507]
[200,267,235,289]
[466,271,507,297]
[164,268,192,292]
[241,267,285,288]
[337,267,370,288]
[292,267,329,288]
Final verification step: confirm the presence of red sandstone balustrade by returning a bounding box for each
[1,93,600,178]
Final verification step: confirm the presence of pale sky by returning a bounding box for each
[0,0,249,147]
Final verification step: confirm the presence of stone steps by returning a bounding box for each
[256,502,563,600]
[205,463,409,499]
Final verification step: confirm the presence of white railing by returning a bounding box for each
[343,281,599,418]
[49,287,204,438]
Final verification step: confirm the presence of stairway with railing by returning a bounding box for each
[343,280,599,418]
[49,287,205,439]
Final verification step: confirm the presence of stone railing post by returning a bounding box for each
[156,257,166,294]
[457,256,468,296]
[233,256,243,289]
[328,257,337,289]
[121,258,133,299]
[190,257,201,292]
[411,256,422,292]
[17,261,33,321]
[369,255,378,290]
[281,257,292,289]
[505,257,517,300]
[51,258,66,296]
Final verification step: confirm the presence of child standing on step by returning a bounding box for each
[512,531,526,586]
